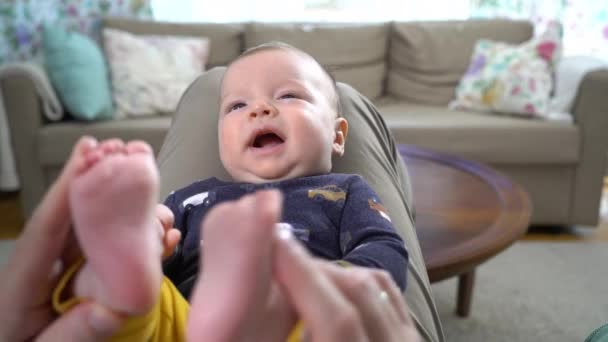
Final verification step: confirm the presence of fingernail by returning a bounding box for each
[275,223,293,240]
[89,304,122,336]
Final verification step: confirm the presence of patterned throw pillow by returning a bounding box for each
[450,22,562,118]
[103,28,210,118]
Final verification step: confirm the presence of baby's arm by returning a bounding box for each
[338,176,409,291]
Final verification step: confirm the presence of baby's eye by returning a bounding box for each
[228,102,246,112]
[279,93,298,100]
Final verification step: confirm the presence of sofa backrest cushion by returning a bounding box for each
[387,19,533,105]
[244,22,389,101]
[102,17,243,67]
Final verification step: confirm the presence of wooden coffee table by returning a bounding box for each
[398,145,531,317]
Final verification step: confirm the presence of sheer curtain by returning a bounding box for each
[152,0,607,60]
[151,0,470,23]
[471,0,608,60]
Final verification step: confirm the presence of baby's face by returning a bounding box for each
[218,49,347,183]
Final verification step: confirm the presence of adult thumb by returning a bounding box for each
[36,302,123,342]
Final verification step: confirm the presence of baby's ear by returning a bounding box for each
[332,117,348,157]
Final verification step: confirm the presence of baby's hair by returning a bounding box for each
[227,41,342,117]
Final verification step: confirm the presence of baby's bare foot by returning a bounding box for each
[70,139,162,315]
[187,190,292,341]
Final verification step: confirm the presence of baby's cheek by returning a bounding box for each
[218,134,235,162]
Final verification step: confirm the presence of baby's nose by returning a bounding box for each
[250,102,276,118]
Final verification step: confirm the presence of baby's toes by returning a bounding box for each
[80,147,106,172]
[69,136,99,175]
[99,138,126,155]
[125,140,153,156]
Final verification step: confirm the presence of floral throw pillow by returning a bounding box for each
[103,28,210,118]
[450,22,562,118]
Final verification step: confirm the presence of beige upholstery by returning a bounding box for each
[496,165,575,223]
[569,70,608,225]
[3,18,608,226]
[245,22,389,100]
[37,116,172,165]
[376,101,580,164]
[103,17,244,68]
[387,19,533,105]
[157,67,444,342]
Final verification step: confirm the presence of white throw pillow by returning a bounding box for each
[103,28,209,118]
[450,22,562,119]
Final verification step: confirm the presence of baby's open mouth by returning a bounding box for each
[253,132,284,148]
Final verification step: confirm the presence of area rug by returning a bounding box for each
[432,241,608,342]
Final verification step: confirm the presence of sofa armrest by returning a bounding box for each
[0,62,63,217]
[570,68,608,225]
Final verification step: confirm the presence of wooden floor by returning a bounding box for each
[1,179,608,241]
[0,191,24,239]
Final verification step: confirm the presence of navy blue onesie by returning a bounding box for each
[162,173,408,298]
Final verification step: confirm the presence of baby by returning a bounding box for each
[56,42,408,340]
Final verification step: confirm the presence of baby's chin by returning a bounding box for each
[228,171,298,184]
[227,166,330,184]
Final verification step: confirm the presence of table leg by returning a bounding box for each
[456,269,475,317]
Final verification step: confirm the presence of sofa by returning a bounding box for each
[3,17,608,226]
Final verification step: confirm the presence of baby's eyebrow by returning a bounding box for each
[220,91,230,101]
[220,92,240,105]
[281,78,307,88]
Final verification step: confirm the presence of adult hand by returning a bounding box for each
[187,189,420,342]
[275,229,421,342]
[0,137,124,341]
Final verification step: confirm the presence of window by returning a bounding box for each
[151,0,470,23]
[151,0,607,59]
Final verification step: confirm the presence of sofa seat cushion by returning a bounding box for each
[38,116,172,166]
[376,100,579,165]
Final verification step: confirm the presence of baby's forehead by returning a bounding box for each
[223,49,333,90]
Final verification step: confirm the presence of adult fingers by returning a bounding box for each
[36,302,123,342]
[370,267,412,324]
[2,137,97,301]
[274,230,368,342]
[315,262,419,341]
[313,263,404,341]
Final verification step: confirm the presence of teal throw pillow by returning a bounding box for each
[586,324,608,342]
[42,24,114,121]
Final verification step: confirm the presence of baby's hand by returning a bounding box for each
[155,204,181,259]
